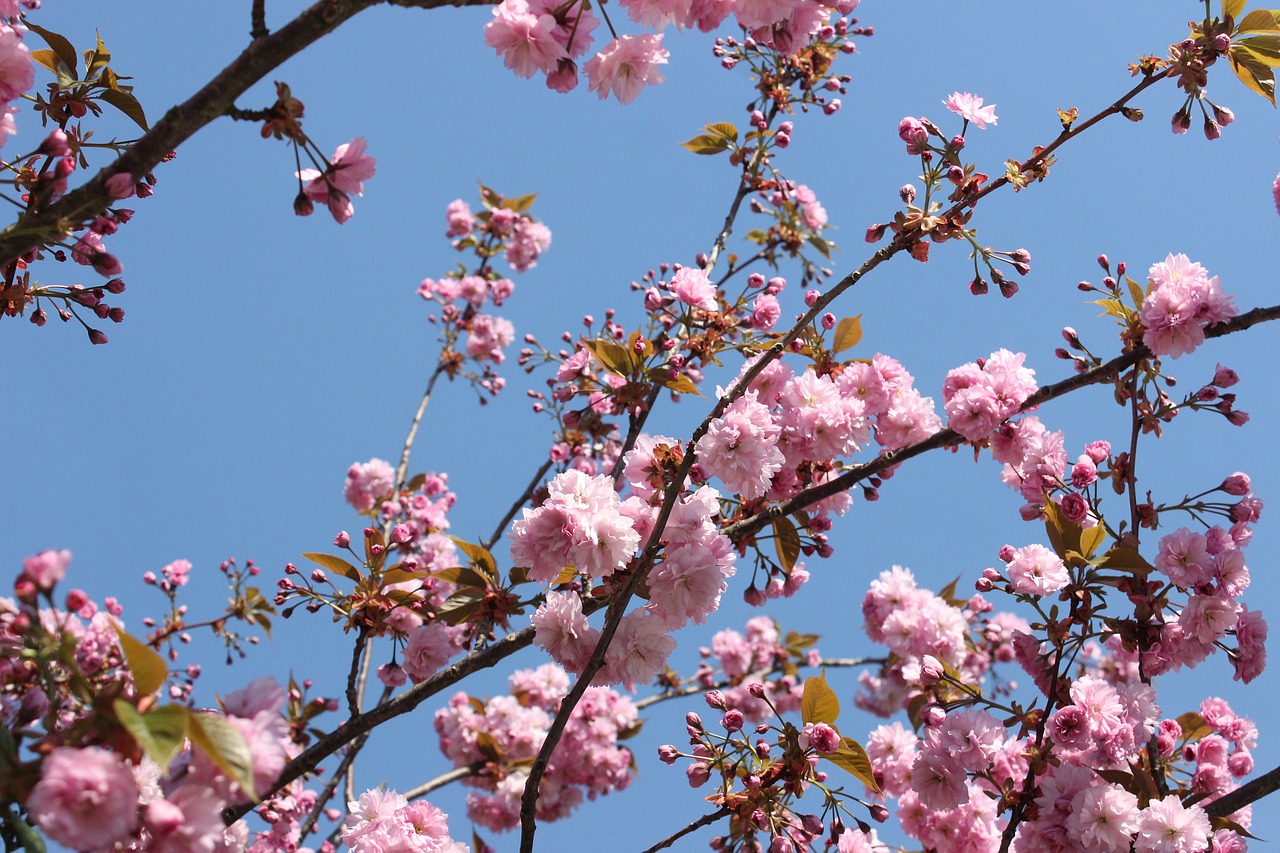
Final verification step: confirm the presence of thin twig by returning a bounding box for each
[402,762,485,801]
[251,0,269,39]
[483,457,554,551]
[0,0,494,268]
[395,365,445,493]
[633,657,880,711]
[223,623,539,824]
[641,807,731,853]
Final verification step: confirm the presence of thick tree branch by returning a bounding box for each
[0,0,492,268]
[223,621,537,824]
[1205,762,1280,818]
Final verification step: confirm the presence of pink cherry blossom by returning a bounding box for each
[1005,543,1068,596]
[1134,794,1211,853]
[584,34,669,105]
[484,0,566,77]
[943,91,998,129]
[0,26,33,103]
[27,746,140,850]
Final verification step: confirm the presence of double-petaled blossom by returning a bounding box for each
[1139,254,1237,359]
[584,34,668,104]
[509,470,640,582]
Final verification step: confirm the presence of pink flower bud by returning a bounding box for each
[686,762,711,787]
[657,744,680,764]
[1221,472,1251,496]
[705,689,727,709]
[804,289,820,307]
[722,709,745,731]
[334,531,351,548]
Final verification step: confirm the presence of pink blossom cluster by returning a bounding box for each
[856,565,1030,718]
[695,616,809,720]
[942,348,1038,442]
[696,353,940,510]
[485,0,860,102]
[417,194,548,388]
[0,19,32,149]
[526,482,734,687]
[341,787,466,852]
[864,678,1254,853]
[1138,254,1237,359]
[510,469,641,583]
[989,414,1070,509]
[21,673,291,853]
[433,664,637,832]
[1149,515,1267,683]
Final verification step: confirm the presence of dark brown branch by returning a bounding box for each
[641,807,731,853]
[223,622,536,824]
[1205,762,1280,818]
[251,0,270,39]
[0,0,493,268]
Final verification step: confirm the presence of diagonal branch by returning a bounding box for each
[724,303,1280,543]
[0,0,493,268]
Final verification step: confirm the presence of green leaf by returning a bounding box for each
[827,737,880,793]
[773,515,801,572]
[831,315,863,355]
[662,373,703,396]
[29,49,64,76]
[84,32,111,79]
[1126,276,1146,310]
[1225,0,1247,20]
[114,700,188,771]
[1094,546,1155,576]
[679,133,731,155]
[96,88,150,131]
[1237,34,1280,64]
[1092,297,1130,320]
[704,121,739,142]
[381,564,425,585]
[501,193,537,213]
[1042,499,1083,559]
[436,591,485,625]
[1079,524,1106,559]
[113,626,168,697]
[188,711,257,800]
[431,565,489,589]
[302,552,362,582]
[807,234,833,260]
[3,807,46,853]
[801,672,840,725]
[451,537,498,581]
[1238,9,1280,31]
[1229,47,1278,103]
[1210,816,1261,840]
[583,338,636,377]
[25,22,78,79]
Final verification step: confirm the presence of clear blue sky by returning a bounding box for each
[6,1,1280,849]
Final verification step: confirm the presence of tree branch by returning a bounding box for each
[0,0,493,268]
[723,302,1280,543]
[1205,762,1280,818]
[641,807,731,853]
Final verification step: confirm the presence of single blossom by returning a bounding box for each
[584,34,668,104]
[943,91,998,129]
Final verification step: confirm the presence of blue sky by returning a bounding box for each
[6,0,1280,849]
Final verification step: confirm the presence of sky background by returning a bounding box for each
[6,0,1280,849]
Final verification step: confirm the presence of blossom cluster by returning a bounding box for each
[341,787,466,852]
[1138,253,1237,359]
[484,0,862,103]
[417,190,550,395]
[433,663,638,831]
[523,472,736,688]
[699,353,940,510]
